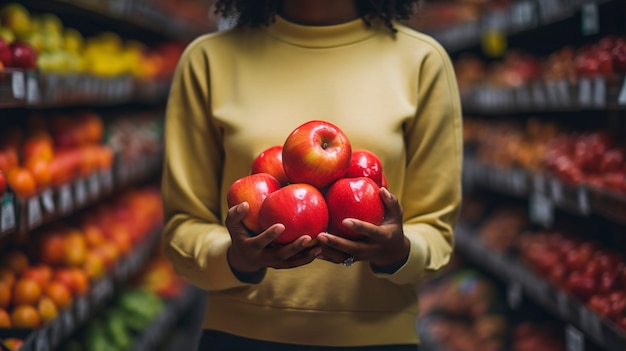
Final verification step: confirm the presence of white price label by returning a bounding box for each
[507,283,522,310]
[579,307,603,343]
[27,196,43,229]
[27,75,40,104]
[88,174,100,198]
[558,79,572,106]
[510,1,536,29]
[511,170,527,193]
[41,189,55,214]
[530,193,554,228]
[101,170,113,192]
[11,71,25,99]
[550,178,564,204]
[565,324,585,351]
[581,3,599,36]
[577,186,590,215]
[578,78,592,106]
[618,77,626,105]
[593,77,605,107]
[58,184,73,214]
[1,195,16,232]
[74,179,87,207]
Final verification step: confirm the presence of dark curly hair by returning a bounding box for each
[214,0,422,33]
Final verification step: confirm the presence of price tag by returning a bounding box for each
[593,77,605,107]
[550,178,564,204]
[532,82,547,108]
[40,189,55,214]
[92,277,114,307]
[1,194,16,232]
[577,186,590,215]
[101,169,113,192]
[579,307,603,343]
[74,179,87,207]
[581,3,599,36]
[61,310,75,336]
[565,324,585,351]
[510,1,537,30]
[58,184,73,214]
[578,78,592,106]
[556,290,571,317]
[27,74,40,104]
[618,78,626,105]
[88,173,100,199]
[511,170,527,194]
[34,330,50,351]
[558,79,572,106]
[74,296,89,322]
[538,0,562,22]
[27,196,43,229]
[532,173,547,194]
[530,193,554,228]
[12,71,25,99]
[507,282,523,309]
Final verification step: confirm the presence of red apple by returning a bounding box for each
[258,183,328,244]
[250,145,289,185]
[345,149,384,187]
[9,41,37,69]
[0,169,6,195]
[325,177,384,240]
[227,173,281,234]
[0,38,12,66]
[282,120,352,190]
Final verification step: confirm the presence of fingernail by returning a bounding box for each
[237,202,248,213]
[382,187,392,200]
[343,219,355,228]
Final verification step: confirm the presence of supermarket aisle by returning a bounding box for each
[0,0,212,350]
[1,1,626,351]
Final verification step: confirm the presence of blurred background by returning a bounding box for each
[0,1,625,350]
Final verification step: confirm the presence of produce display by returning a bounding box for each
[0,2,185,78]
[228,120,386,244]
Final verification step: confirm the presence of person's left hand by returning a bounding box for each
[315,187,410,271]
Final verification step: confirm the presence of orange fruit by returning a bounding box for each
[53,268,88,296]
[1,251,30,275]
[0,308,11,327]
[0,282,11,309]
[12,278,42,306]
[37,296,57,323]
[6,168,37,198]
[43,281,72,310]
[3,337,24,351]
[11,304,41,328]
[21,265,52,289]
[25,158,52,189]
[63,231,87,267]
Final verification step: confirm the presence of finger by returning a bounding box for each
[272,246,322,269]
[341,218,387,241]
[251,223,286,249]
[225,202,252,239]
[318,246,351,264]
[379,187,403,224]
[317,232,360,253]
[273,235,314,260]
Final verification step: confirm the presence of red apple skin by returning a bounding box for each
[9,41,37,69]
[0,169,6,195]
[259,183,328,245]
[250,145,289,186]
[0,38,12,66]
[282,120,352,190]
[345,149,384,187]
[227,173,281,234]
[325,177,384,240]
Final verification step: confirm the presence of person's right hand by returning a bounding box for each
[225,202,322,275]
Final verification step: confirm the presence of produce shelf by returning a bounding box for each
[0,148,162,240]
[454,223,626,351]
[461,76,626,114]
[428,0,619,55]
[463,156,626,228]
[0,70,172,109]
[0,223,163,351]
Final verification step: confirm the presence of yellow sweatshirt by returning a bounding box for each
[162,16,462,347]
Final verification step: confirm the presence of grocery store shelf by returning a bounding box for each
[455,223,626,351]
[0,149,162,239]
[461,76,626,114]
[0,69,172,109]
[0,224,163,351]
[429,0,619,54]
[463,156,626,227]
[13,0,213,42]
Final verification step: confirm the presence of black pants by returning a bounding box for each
[197,330,419,351]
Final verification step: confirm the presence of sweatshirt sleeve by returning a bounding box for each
[372,39,463,286]
[161,39,254,291]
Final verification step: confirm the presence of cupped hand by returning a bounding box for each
[316,187,410,270]
[225,202,322,274]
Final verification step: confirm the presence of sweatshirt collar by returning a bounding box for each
[263,15,381,48]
